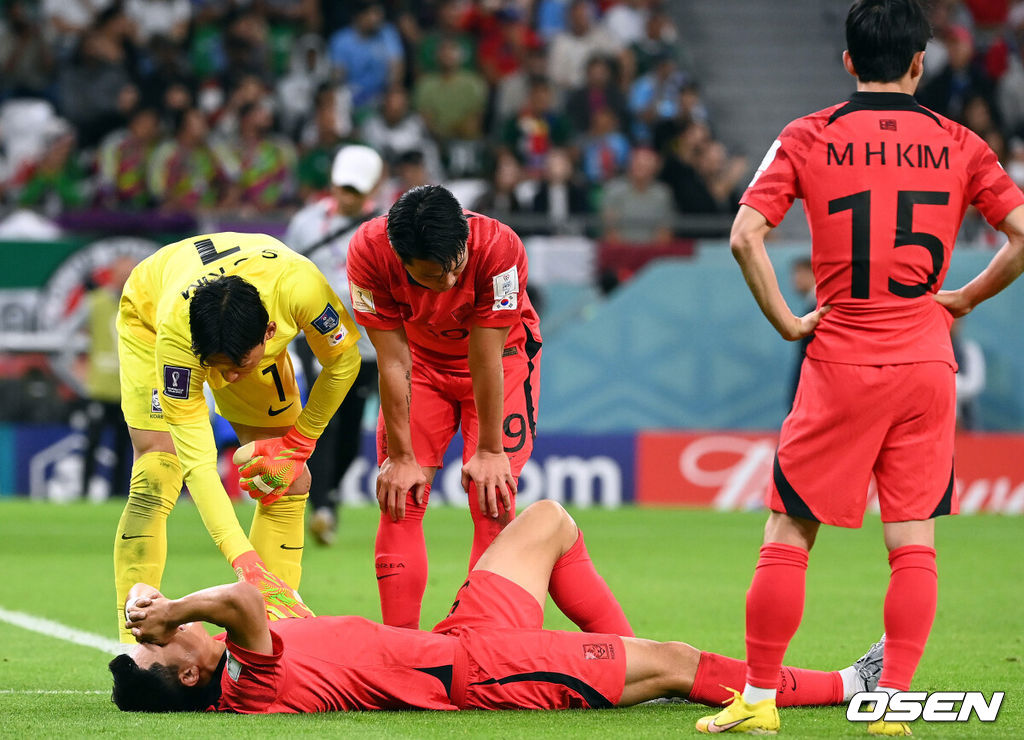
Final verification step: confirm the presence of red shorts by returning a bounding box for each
[376,347,542,475]
[771,358,957,528]
[432,570,626,710]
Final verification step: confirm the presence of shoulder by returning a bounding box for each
[777,105,836,147]
[933,112,987,151]
[467,210,519,245]
[467,212,524,267]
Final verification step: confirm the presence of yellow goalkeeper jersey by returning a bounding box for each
[120,231,360,439]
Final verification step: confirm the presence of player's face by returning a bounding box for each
[206,324,276,382]
[207,343,267,383]
[403,248,467,292]
[130,622,210,676]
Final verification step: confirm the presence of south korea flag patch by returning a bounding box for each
[492,267,519,311]
[327,324,348,346]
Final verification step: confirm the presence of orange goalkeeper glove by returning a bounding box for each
[232,551,315,620]
[234,428,316,505]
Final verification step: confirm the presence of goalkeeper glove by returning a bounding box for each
[232,551,315,620]
[234,427,316,505]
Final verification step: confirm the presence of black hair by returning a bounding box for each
[189,275,269,367]
[846,0,931,83]
[109,651,226,712]
[386,185,469,271]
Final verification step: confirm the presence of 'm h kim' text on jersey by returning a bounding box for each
[826,139,949,169]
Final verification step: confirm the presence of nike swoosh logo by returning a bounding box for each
[280,544,303,550]
[120,533,153,540]
[708,715,755,733]
[376,573,399,580]
[268,402,294,417]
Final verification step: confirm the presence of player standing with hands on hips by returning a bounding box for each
[346,185,559,632]
[697,1,1024,736]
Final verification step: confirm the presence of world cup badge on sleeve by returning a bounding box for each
[163,365,191,399]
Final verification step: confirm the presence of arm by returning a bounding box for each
[367,325,427,520]
[125,581,272,654]
[170,418,254,548]
[935,204,1024,317]
[236,269,361,502]
[463,324,515,520]
[237,344,363,502]
[294,342,361,439]
[155,334,254,552]
[731,204,831,341]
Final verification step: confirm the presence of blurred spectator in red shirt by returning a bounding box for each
[472,4,541,84]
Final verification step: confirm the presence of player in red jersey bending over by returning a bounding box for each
[110,500,885,714]
[345,184,555,631]
[697,1,1024,736]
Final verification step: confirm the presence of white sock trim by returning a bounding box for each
[742,684,776,704]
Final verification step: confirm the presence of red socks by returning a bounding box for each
[879,545,937,691]
[691,651,843,707]
[745,543,809,689]
[549,531,634,636]
[467,480,516,570]
[375,485,430,629]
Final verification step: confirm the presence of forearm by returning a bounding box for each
[957,235,1024,309]
[168,420,251,560]
[295,344,361,439]
[469,331,508,454]
[732,237,799,340]
[378,353,416,460]
[165,582,259,630]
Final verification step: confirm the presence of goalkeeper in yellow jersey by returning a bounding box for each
[113,231,361,642]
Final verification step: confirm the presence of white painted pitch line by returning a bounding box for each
[0,606,123,655]
[0,690,107,695]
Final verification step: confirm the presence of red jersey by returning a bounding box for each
[742,91,1024,367]
[346,211,541,372]
[215,617,459,713]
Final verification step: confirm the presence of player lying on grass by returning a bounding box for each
[110,500,883,713]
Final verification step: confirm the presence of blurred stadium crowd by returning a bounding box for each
[0,0,749,243]
[0,0,1022,245]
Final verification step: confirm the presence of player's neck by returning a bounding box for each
[856,79,918,97]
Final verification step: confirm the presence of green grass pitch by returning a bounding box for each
[0,499,1020,738]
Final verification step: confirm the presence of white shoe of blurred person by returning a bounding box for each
[309,507,337,546]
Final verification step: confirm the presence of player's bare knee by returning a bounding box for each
[648,640,700,694]
[523,499,575,536]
